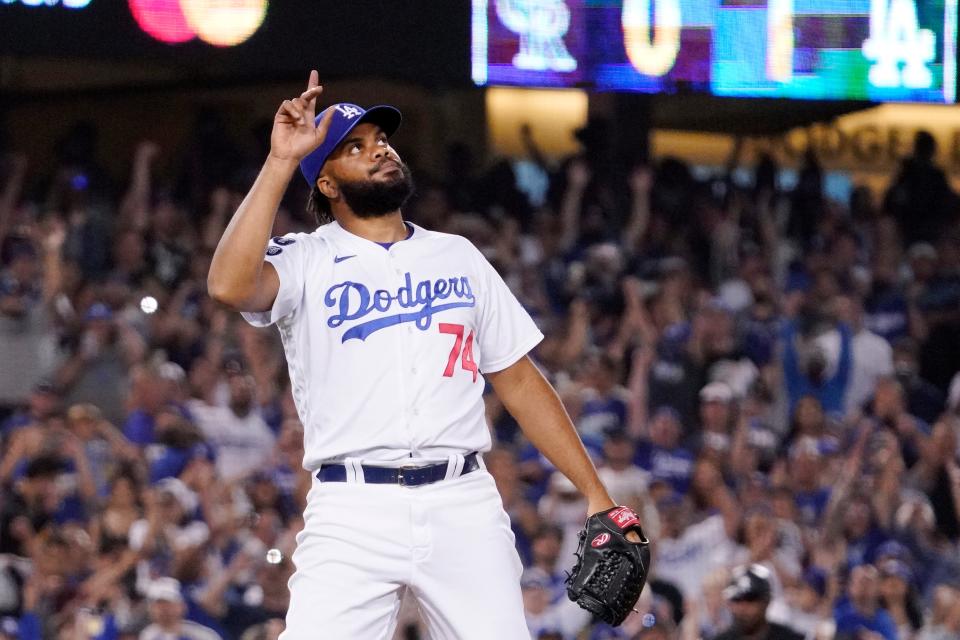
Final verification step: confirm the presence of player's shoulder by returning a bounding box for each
[410,224,484,257]
[270,227,327,244]
[267,227,332,257]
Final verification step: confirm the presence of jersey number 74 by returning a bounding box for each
[439,323,479,383]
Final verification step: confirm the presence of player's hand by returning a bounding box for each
[269,70,336,164]
[587,498,645,543]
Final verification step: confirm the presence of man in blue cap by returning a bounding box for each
[207,72,640,638]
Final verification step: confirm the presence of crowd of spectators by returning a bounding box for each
[0,109,959,640]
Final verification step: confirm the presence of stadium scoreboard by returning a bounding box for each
[473,0,958,103]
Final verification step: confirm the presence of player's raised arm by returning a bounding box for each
[207,70,334,311]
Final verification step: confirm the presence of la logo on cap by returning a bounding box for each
[336,105,363,119]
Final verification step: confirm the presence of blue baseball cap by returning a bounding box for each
[299,103,402,187]
[875,540,912,562]
[879,559,914,583]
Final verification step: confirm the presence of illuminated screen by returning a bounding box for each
[1,0,268,48]
[128,0,269,46]
[472,0,958,103]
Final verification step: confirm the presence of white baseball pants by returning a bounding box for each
[280,464,529,639]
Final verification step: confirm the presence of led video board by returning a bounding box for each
[127,0,268,46]
[0,0,268,48]
[472,0,958,103]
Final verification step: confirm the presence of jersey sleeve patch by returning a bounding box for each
[266,246,283,256]
[271,236,297,246]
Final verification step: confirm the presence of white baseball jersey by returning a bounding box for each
[241,221,543,470]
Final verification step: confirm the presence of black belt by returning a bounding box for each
[316,452,480,487]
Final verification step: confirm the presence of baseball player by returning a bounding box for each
[208,70,644,638]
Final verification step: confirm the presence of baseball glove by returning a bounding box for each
[565,505,651,626]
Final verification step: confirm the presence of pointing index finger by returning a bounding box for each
[301,70,323,120]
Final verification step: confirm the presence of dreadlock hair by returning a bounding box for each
[306,184,333,226]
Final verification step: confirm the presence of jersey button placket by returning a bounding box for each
[391,252,415,451]
[388,251,402,275]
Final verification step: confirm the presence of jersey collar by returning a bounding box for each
[327,219,421,248]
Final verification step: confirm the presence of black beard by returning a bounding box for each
[338,163,414,219]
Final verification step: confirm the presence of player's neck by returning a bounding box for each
[335,210,407,244]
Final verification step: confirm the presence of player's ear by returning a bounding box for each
[316,175,338,200]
